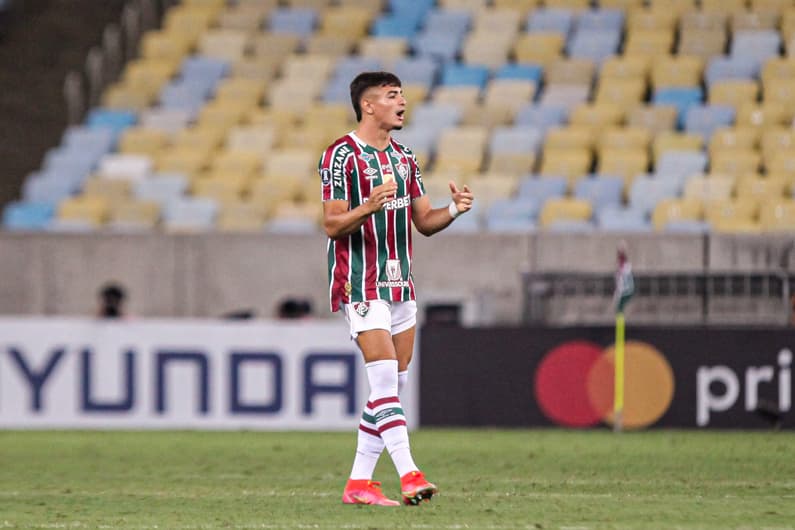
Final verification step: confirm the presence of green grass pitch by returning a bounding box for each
[0,429,793,529]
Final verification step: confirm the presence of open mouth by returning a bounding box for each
[396,109,405,120]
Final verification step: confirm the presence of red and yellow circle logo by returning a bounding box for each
[534,340,675,429]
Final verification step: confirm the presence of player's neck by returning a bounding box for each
[354,121,391,151]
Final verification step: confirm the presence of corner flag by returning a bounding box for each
[613,242,634,432]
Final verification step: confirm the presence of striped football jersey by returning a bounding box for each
[319,132,426,312]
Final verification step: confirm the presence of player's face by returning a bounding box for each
[364,84,406,130]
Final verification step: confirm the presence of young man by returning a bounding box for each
[319,72,474,506]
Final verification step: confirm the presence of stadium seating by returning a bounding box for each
[9,0,795,234]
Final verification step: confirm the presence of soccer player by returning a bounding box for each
[319,71,474,506]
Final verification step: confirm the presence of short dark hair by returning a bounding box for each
[350,71,402,122]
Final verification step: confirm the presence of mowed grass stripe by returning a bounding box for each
[0,430,793,529]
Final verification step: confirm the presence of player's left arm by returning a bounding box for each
[412,180,474,236]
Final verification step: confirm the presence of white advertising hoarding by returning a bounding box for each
[0,318,418,430]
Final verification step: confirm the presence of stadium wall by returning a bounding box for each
[0,232,792,322]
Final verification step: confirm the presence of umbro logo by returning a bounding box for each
[363,167,378,179]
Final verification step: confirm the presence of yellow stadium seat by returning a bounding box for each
[539,147,593,186]
[157,148,211,178]
[628,8,677,31]
[402,83,430,114]
[281,54,335,82]
[731,10,779,32]
[597,148,649,185]
[545,126,595,150]
[569,103,624,131]
[513,33,564,67]
[218,4,273,31]
[680,11,728,30]
[652,132,704,162]
[709,127,760,155]
[762,58,795,88]
[280,126,338,154]
[118,128,170,158]
[231,56,281,82]
[110,200,161,229]
[624,29,674,57]
[463,33,514,70]
[599,127,652,151]
[736,174,789,204]
[751,0,792,14]
[198,29,249,62]
[337,0,386,15]
[268,80,322,113]
[539,198,593,228]
[651,56,704,89]
[766,151,795,176]
[140,30,193,62]
[249,175,304,216]
[762,79,795,119]
[677,28,727,60]
[305,34,357,57]
[193,176,247,203]
[711,150,762,176]
[431,86,481,115]
[359,37,409,61]
[82,178,132,205]
[226,126,278,158]
[472,8,523,34]
[784,10,795,44]
[702,0,746,11]
[434,127,489,176]
[164,5,220,45]
[172,127,225,152]
[269,200,322,226]
[544,0,589,10]
[759,199,795,231]
[736,102,790,129]
[57,196,110,226]
[101,84,153,112]
[600,56,651,80]
[708,80,760,110]
[465,174,520,209]
[438,0,490,8]
[465,79,536,127]
[683,175,735,203]
[649,0,697,15]
[198,101,254,130]
[251,34,301,58]
[545,59,595,85]
[217,201,268,232]
[594,78,647,106]
[493,0,541,16]
[485,151,536,176]
[761,127,795,161]
[214,78,266,106]
[263,149,317,181]
[705,199,758,232]
[652,198,703,231]
[284,0,332,9]
[210,150,262,177]
[319,7,373,38]
[304,103,354,130]
[626,105,678,134]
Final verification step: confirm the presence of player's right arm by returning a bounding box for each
[323,181,398,239]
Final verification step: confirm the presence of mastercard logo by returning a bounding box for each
[534,340,675,429]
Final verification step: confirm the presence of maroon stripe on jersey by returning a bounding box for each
[378,419,407,432]
[331,239,351,310]
[358,424,380,438]
[359,147,379,300]
[368,396,400,408]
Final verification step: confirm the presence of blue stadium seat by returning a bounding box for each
[322,78,352,103]
[485,198,538,233]
[22,172,82,205]
[567,29,621,63]
[43,147,98,176]
[489,126,544,157]
[495,64,543,84]
[731,30,781,67]
[516,175,568,202]
[392,126,438,155]
[664,220,710,233]
[574,176,624,212]
[163,197,218,230]
[134,173,189,205]
[404,102,462,138]
[546,219,595,233]
[391,57,439,87]
[159,81,213,112]
[412,33,462,63]
[86,109,136,137]
[652,87,703,127]
[422,9,471,41]
[514,104,568,131]
[441,64,489,89]
[527,8,574,34]
[372,15,419,38]
[180,56,229,83]
[628,175,682,216]
[268,8,318,39]
[596,205,652,232]
[389,0,434,27]
[63,126,115,155]
[334,57,383,82]
[576,9,624,32]
[656,151,708,180]
[2,201,55,231]
[704,56,759,86]
[684,105,735,141]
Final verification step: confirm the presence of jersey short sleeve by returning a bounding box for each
[407,152,426,199]
[319,140,354,201]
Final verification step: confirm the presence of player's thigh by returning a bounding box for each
[356,329,397,363]
[392,326,415,372]
[345,301,397,362]
[390,301,417,371]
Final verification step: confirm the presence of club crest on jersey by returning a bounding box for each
[353,302,369,316]
[397,163,409,180]
[386,259,402,281]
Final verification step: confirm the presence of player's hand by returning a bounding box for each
[449,181,474,214]
[368,180,398,213]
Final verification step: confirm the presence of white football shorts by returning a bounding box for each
[343,300,417,339]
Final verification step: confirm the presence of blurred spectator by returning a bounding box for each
[277,297,313,319]
[97,282,127,318]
